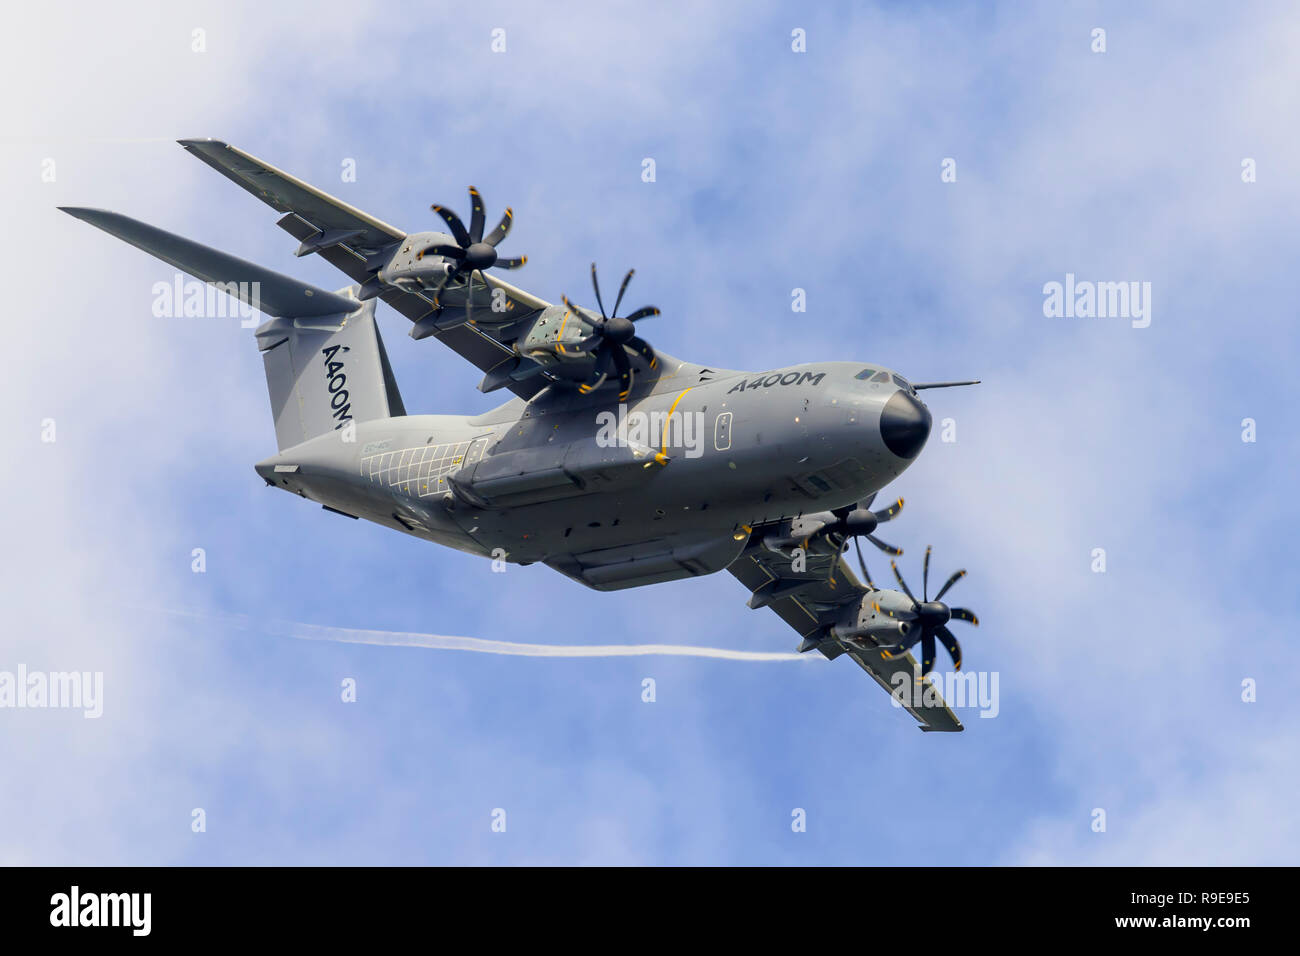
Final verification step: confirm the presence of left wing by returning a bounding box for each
[727,528,965,733]
[179,139,553,399]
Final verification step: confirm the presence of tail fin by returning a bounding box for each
[255,299,405,449]
[61,206,405,450]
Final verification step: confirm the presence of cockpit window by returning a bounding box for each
[892,374,913,391]
[856,368,898,385]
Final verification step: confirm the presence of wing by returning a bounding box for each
[727,531,965,733]
[178,139,552,400]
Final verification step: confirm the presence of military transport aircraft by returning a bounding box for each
[62,140,981,731]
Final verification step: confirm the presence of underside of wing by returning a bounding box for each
[842,644,965,733]
[727,527,964,732]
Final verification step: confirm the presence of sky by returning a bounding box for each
[2,0,1298,864]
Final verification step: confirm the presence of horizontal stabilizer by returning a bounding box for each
[60,207,359,318]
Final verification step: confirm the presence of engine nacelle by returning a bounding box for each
[833,618,911,643]
[373,230,457,290]
[759,511,839,553]
[514,304,607,379]
[831,592,913,644]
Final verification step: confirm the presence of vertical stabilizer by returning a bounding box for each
[255,298,405,450]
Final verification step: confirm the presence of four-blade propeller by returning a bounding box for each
[562,263,660,400]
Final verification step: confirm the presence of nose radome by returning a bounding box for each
[879,389,932,459]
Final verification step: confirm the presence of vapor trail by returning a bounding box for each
[286,620,815,661]
[142,606,818,662]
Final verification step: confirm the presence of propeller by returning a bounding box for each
[414,188,527,322]
[877,546,979,676]
[562,263,660,400]
[820,492,904,589]
[422,187,528,275]
[831,493,905,561]
[356,187,526,305]
[817,492,905,586]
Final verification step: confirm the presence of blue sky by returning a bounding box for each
[3,0,1298,864]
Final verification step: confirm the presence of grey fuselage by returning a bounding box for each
[256,356,932,590]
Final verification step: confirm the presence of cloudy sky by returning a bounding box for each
[2,0,1297,864]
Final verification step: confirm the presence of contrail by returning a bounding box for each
[287,621,816,661]
[0,136,180,145]
[140,606,819,663]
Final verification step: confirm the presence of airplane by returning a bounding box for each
[61,139,982,732]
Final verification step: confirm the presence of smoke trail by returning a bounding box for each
[142,606,820,663]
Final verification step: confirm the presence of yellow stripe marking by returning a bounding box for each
[557,306,572,355]
[660,387,694,457]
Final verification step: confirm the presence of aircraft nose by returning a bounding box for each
[879,388,932,459]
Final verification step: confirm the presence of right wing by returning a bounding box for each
[179,139,553,399]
